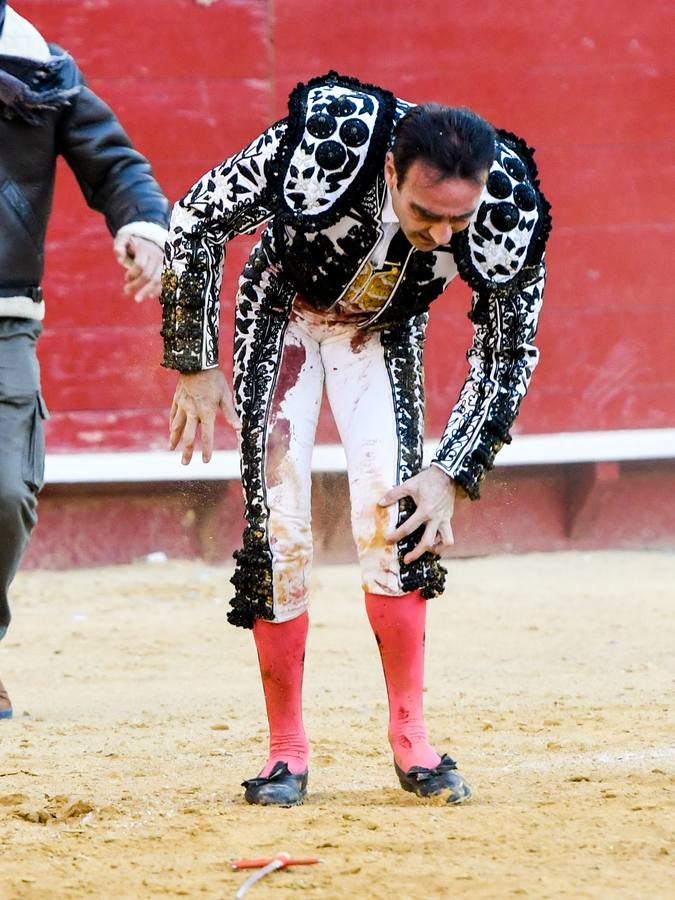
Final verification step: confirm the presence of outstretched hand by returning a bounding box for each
[378,466,457,564]
[113,234,164,302]
[169,368,241,465]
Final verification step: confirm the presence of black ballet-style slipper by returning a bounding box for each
[242,761,308,807]
[394,754,472,804]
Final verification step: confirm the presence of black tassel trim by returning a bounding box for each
[452,466,482,501]
[227,533,275,629]
[159,267,209,372]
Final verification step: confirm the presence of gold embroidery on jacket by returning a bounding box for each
[339,260,401,314]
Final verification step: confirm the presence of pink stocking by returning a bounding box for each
[252,612,310,776]
[365,590,442,772]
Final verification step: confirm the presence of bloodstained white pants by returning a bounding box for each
[230,289,445,629]
[242,300,413,622]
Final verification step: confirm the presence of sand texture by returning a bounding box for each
[1,551,674,899]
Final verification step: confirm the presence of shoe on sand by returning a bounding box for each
[242,761,308,806]
[395,754,472,804]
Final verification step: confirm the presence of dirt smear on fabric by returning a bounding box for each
[0,551,673,899]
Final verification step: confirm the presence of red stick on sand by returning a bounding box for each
[231,852,321,870]
[232,852,322,898]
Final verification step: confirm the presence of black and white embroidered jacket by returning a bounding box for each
[160,72,551,500]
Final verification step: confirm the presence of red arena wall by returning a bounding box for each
[13,0,675,565]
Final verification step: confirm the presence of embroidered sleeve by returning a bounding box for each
[433,130,551,498]
[160,120,286,372]
[431,262,546,498]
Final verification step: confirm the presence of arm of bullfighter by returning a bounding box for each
[383,130,552,561]
[431,263,547,500]
[159,120,287,462]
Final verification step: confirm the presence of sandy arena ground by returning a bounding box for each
[0,551,673,899]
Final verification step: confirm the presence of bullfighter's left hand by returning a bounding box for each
[378,466,456,564]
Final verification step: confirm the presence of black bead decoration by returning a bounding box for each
[306,112,337,138]
[340,117,369,147]
[490,201,520,232]
[513,182,536,211]
[487,170,512,199]
[315,140,347,170]
[326,97,357,116]
[504,156,527,181]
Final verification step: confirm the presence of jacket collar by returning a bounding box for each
[0,7,50,62]
[381,186,398,224]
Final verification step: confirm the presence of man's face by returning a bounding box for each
[384,152,487,251]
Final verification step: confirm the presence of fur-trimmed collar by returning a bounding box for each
[0,49,80,124]
[0,10,79,126]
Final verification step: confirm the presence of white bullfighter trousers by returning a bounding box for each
[227,293,446,629]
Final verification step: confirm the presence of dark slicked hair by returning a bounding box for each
[392,103,496,186]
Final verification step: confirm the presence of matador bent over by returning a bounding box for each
[160,72,551,806]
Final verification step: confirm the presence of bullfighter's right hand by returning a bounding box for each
[169,368,241,465]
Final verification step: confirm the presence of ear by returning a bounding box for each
[384,152,397,190]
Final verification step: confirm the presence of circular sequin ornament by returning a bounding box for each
[490,201,520,232]
[315,140,347,170]
[339,118,369,147]
[326,97,357,117]
[307,113,337,139]
[503,156,527,182]
[513,183,536,212]
[487,170,512,200]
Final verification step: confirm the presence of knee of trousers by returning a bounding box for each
[0,475,38,537]
[0,479,35,627]
[350,505,403,597]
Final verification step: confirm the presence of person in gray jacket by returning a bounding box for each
[0,2,170,718]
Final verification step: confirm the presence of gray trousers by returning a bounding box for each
[0,318,47,640]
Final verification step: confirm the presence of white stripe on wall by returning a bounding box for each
[43,429,675,484]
